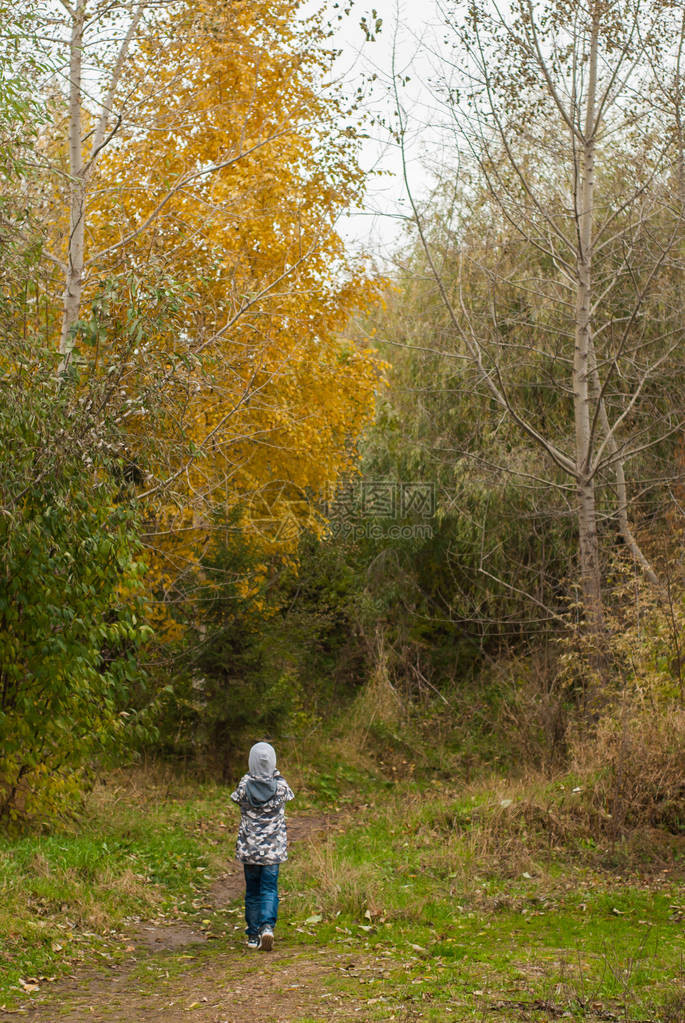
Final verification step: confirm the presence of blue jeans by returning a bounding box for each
[243,863,279,937]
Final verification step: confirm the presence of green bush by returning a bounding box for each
[0,363,152,824]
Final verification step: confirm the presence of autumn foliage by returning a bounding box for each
[1,0,382,817]
[94,0,381,606]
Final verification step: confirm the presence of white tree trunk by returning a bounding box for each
[58,0,86,375]
[58,0,144,375]
[573,12,605,637]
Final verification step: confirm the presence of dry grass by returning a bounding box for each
[290,834,386,918]
[569,695,685,838]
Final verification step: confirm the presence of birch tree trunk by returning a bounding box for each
[58,0,86,375]
[573,11,605,637]
[57,0,143,375]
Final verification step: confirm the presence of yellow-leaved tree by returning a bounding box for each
[42,0,383,629]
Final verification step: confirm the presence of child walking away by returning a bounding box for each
[230,742,294,951]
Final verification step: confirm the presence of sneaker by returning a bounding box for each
[246,936,260,950]
[258,926,274,952]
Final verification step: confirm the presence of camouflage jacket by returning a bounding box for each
[230,773,295,864]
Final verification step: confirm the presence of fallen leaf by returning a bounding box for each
[18,980,40,993]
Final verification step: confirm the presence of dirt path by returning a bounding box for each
[131,817,331,956]
[2,816,369,1023]
[6,947,371,1023]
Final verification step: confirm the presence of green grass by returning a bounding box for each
[0,768,241,1005]
[0,751,382,1008]
[0,759,682,1021]
[282,782,684,1021]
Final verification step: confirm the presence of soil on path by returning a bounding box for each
[2,816,367,1023]
[5,947,369,1023]
[132,816,331,955]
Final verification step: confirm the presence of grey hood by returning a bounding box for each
[248,742,277,779]
[245,742,278,806]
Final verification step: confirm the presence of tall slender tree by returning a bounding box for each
[392,0,685,642]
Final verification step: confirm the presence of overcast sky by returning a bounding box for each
[325,0,449,259]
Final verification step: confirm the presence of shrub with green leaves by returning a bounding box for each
[0,365,152,824]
